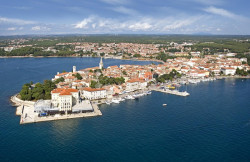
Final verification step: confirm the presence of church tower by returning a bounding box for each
[99,57,103,69]
[73,66,76,73]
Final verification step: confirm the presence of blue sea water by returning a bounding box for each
[0,58,250,162]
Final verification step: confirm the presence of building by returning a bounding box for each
[51,88,79,112]
[81,87,107,100]
[221,67,236,75]
[54,72,69,80]
[99,57,104,69]
[190,52,200,57]
[126,78,147,92]
[174,52,189,57]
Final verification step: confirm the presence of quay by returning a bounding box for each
[150,86,190,96]
[11,94,102,124]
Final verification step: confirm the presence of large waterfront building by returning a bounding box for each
[126,78,147,92]
[81,87,107,100]
[221,67,236,75]
[51,88,79,111]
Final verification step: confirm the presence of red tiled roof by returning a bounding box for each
[82,87,105,92]
[51,88,78,95]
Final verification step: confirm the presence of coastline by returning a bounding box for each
[10,76,250,124]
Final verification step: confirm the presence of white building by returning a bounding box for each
[81,87,107,100]
[126,79,147,92]
[53,72,69,80]
[51,88,79,112]
[190,52,200,57]
[221,67,236,75]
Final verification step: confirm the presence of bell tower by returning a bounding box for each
[99,57,103,69]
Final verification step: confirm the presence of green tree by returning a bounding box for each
[122,70,127,75]
[54,77,65,84]
[32,83,44,100]
[73,73,83,80]
[90,80,98,88]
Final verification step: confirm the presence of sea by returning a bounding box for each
[0,57,250,162]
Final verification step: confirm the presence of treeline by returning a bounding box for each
[236,68,250,76]
[20,80,56,101]
[0,46,75,57]
[192,41,250,54]
[20,78,65,101]
[90,75,125,88]
[156,69,182,82]
[156,53,176,62]
[235,53,250,65]
[3,35,250,46]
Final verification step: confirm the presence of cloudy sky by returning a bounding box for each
[0,0,249,35]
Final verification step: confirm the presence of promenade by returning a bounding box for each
[150,86,190,96]
[11,94,102,124]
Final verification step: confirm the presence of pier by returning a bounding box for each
[150,87,190,96]
[11,94,102,124]
[19,102,102,124]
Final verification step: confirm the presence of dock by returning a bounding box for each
[150,87,190,96]
[20,102,102,124]
[10,94,102,124]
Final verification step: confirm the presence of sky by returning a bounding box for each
[0,0,249,35]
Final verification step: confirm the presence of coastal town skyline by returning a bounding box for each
[1,0,250,160]
[1,0,250,35]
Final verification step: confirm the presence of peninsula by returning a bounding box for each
[11,54,250,124]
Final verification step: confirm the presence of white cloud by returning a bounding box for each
[31,26,51,31]
[204,6,247,21]
[0,17,35,25]
[7,27,16,31]
[74,15,203,33]
[74,17,94,29]
[163,16,202,31]
[129,22,152,31]
[31,26,41,31]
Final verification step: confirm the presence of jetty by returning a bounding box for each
[11,94,102,124]
[150,87,190,96]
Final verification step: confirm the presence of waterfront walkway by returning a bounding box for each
[150,86,190,96]
[11,94,102,124]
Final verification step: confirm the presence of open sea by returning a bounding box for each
[0,57,250,162]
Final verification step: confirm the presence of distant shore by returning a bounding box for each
[0,55,163,63]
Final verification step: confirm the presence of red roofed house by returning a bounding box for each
[51,88,79,112]
[126,78,147,92]
[81,87,107,100]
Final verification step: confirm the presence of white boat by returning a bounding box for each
[146,91,152,95]
[112,98,120,104]
[125,95,135,100]
[105,101,112,105]
[163,104,167,106]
